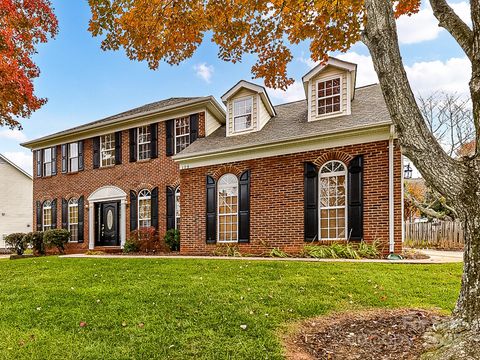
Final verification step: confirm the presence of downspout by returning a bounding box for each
[388,124,395,253]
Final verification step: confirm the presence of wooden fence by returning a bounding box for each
[404,221,464,250]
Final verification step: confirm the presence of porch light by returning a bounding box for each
[404,164,413,179]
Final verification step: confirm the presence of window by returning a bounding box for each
[68,198,79,242]
[138,189,151,228]
[42,200,52,231]
[175,117,190,154]
[317,77,341,115]
[319,161,347,240]
[43,148,52,176]
[137,126,151,160]
[233,97,253,132]
[100,133,115,167]
[69,142,79,172]
[217,174,238,242]
[175,187,180,230]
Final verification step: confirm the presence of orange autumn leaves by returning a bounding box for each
[0,0,57,128]
[88,0,421,89]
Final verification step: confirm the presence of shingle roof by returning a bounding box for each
[175,84,391,159]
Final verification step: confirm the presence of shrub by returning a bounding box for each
[24,231,45,255]
[123,239,140,253]
[212,244,242,257]
[269,247,289,258]
[43,229,70,254]
[5,233,28,255]
[129,227,158,251]
[164,229,180,251]
[302,241,381,260]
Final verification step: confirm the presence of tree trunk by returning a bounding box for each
[362,0,480,333]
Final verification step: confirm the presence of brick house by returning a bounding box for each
[22,57,403,255]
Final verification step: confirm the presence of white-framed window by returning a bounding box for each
[43,148,52,176]
[100,133,115,167]
[42,200,52,231]
[137,126,151,160]
[317,77,341,115]
[175,187,180,230]
[138,189,151,228]
[217,174,238,242]
[319,161,347,240]
[175,117,190,154]
[68,142,79,172]
[233,97,253,132]
[68,198,79,242]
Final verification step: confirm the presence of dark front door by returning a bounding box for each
[95,201,120,246]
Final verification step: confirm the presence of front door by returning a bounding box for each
[95,201,120,246]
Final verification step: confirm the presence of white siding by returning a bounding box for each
[257,94,271,130]
[205,109,222,136]
[0,158,32,249]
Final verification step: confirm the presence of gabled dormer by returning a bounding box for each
[302,57,357,122]
[221,80,276,137]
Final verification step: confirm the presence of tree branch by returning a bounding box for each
[405,191,453,220]
[429,0,473,60]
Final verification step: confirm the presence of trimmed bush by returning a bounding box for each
[24,231,45,255]
[128,227,158,252]
[5,233,27,255]
[43,229,70,254]
[164,229,180,251]
[123,239,140,253]
[302,241,381,260]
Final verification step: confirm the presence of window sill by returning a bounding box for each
[217,240,239,244]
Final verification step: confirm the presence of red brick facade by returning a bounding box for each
[179,140,403,256]
[32,113,206,253]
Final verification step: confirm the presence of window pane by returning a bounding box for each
[100,133,115,167]
[138,126,151,160]
[317,78,341,115]
[233,98,253,132]
[218,174,238,242]
[175,117,190,154]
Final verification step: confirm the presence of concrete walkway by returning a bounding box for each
[60,249,463,264]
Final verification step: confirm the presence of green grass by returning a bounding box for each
[0,257,462,359]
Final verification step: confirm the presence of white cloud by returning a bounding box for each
[336,52,378,86]
[0,129,27,142]
[396,2,471,44]
[3,151,32,175]
[193,63,214,83]
[268,81,305,103]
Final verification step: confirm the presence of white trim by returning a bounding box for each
[221,80,276,117]
[173,116,191,154]
[137,125,151,161]
[217,174,239,243]
[177,124,392,169]
[315,75,343,117]
[232,96,254,133]
[346,73,352,115]
[307,82,312,121]
[137,189,152,229]
[302,57,357,83]
[388,125,395,253]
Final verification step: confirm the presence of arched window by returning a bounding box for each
[319,161,347,240]
[43,200,52,231]
[68,198,79,242]
[175,187,181,230]
[138,189,151,228]
[217,174,239,242]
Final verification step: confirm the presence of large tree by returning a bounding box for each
[88,0,479,355]
[0,0,57,129]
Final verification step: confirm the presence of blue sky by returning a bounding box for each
[0,0,472,174]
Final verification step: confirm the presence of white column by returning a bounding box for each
[88,201,95,250]
[388,125,395,253]
[120,199,126,248]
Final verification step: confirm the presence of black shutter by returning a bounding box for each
[78,196,84,243]
[51,199,57,229]
[78,141,84,171]
[36,201,42,230]
[61,198,68,229]
[165,119,174,156]
[348,155,364,241]
[166,186,175,231]
[304,162,318,242]
[61,144,68,173]
[36,150,43,177]
[51,146,57,175]
[190,113,199,143]
[238,170,250,243]
[115,131,122,165]
[129,128,137,162]
[151,187,159,230]
[93,137,100,169]
[150,123,158,158]
[130,190,137,232]
[206,175,217,244]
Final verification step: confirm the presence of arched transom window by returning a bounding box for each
[319,161,347,240]
[68,198,79,242]
[138,189,151,228]
[217,174,238,242]
[43,200,52,231]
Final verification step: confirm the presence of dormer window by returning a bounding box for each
[317,77,341,115]
[233,97,253,132]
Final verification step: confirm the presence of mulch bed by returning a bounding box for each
[284,309,446,360]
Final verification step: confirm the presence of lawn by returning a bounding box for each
[0,257,462,359]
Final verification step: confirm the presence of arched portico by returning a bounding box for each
[87,186,127,250]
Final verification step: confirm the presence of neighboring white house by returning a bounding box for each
[0,154,32,250]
